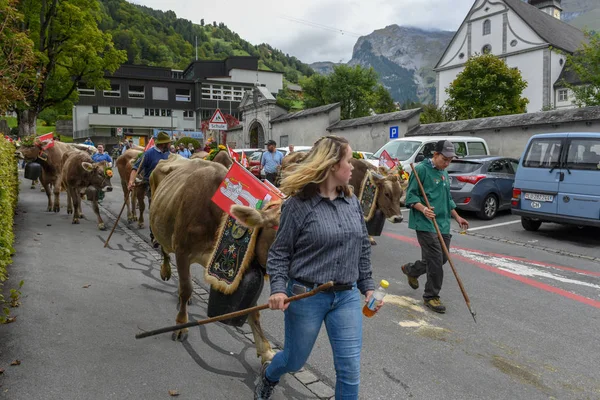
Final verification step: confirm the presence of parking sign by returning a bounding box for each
[390,126,399,139]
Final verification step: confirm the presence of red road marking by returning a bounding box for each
[383,232,600,309]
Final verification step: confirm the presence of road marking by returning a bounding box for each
[383,232,600,309]
[467,220,521,232]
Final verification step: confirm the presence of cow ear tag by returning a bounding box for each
[81,162,94,172]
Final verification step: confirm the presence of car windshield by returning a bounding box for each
[374,141,421,161]
[249,151,263,161]
[447,161,483,174]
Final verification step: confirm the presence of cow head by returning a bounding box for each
[230,200,282,267]
[15,142,41,161]
[81,161,113,192]
[372,173,403,223]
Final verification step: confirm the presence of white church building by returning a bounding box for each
[435,0,586,113]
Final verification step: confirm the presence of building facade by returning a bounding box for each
[435,0,586,114]
[73,56,283,146]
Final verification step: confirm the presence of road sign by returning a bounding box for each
[390,126,399,139]
[209,109,228,131]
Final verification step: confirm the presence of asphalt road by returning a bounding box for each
[2,168,600,400]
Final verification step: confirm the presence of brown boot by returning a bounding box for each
[424,297,446,314]
[401,263,419,290]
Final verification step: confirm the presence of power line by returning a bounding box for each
[277,14,364,38]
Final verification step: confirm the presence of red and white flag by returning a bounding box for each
[240,151,249,168]
[378,150,397,169]
[144,137,155,152]
[212,161,283,218]
[262,178,285,198]
[36,132,54,142]
[227,145,239,161]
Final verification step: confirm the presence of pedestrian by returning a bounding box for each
[128,131,172,247]
[288,144,294,154]
[83,137,94,146]
[261,140,283,186]
[91,144,113,164]
[177,142,191,158]
[121,139,133,155]
[254,135,377,400]
[401,140,469,314]
[169,145,176,154]
[188,143,195,155]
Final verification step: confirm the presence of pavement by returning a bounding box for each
[2,168,600,400]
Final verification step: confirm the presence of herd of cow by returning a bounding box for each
[14,139,405,364]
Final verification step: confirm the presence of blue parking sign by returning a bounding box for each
[390,126,399,139]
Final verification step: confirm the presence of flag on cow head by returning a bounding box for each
[36,132,54,142]
[227,145,239,161]
[144,137,155,152]
[240,151,249,168]
[212,161,283,218]
[378,150,397,169]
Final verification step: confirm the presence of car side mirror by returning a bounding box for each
[415,154,425,163]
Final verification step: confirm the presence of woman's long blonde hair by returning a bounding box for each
[279,135,352,198]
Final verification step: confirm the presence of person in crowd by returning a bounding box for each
[261,140,283,185]
[177,142,191,158]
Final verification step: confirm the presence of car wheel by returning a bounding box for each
[521,217,542,232]
[477,194,498,220]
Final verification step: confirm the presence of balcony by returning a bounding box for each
[88,113,179,129]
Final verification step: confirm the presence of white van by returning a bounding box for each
[372,136,491,173]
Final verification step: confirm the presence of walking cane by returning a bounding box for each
[104,153,146,248]
[410,163,477,322]
[135,282,335,339]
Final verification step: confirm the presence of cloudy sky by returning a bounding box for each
[132,0,476,64]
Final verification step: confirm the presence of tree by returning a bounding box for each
[0,0,38,113]
[371,84,397,114]
[13,0,127,135]
[420,104,449,124]
[444,53,528,120]
[562,31,600,107]
[300,65,396,119]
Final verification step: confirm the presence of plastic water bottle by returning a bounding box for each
[362,280,389,317]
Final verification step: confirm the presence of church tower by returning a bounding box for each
[528,0,562,19]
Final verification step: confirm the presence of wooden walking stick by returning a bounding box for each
[135,281,335,339]
[104,152,146,248]
[410,163,477,322]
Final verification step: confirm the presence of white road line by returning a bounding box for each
[467,220,521,232]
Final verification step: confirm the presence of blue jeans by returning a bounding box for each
[266,279,363,399]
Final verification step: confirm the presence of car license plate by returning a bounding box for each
[524,193,554,202]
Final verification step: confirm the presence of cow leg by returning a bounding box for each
[70,187,81,224]
[248,311,275,364]
[172,251,192,342]
[122,182,133,223]
[52,176,61,212]
[42,181,52,212]
[136,188,145,229]
[65,187,73,215]
[30,179,36,189]
[160,247,171,281]
[91,199,105,230]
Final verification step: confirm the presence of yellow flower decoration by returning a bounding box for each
[105,168,113,178]
[218,144,226,150]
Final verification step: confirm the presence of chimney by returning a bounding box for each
[528,0,562,19]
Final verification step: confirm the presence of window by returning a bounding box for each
[110,107,115,114]
[122,107,127,115]
[453,142,467,157]
[523,138,563,168]
[280,135,289,147]
[374,140,421,161]
[488,159,512,174]
[565,139,600,171]
[152,87,168,101]
[77,83,95,96]
[128,85,145,99]
[558,89,568,102]
[447,161,482,174]
[110,128,116,136]
[482,44,492,54]
[92,106,98,114]
[103,84,121,97]
[149,109,155,116]
[161,109,166,117]
[483,19,491,36]
[166,109,172,117]
[467,142,487,156]
[510,160,519,173]
[175,88,191,102]
[183,110,194,118]
[144,108,149,116]
[109,107,127,115]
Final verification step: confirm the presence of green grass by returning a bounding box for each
[1,117,56,136]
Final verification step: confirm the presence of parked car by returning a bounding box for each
[372,136,491,172]
[233,148,260,158]
[448,156,519,220]
[248,150,265,178]
[512,132,600,231]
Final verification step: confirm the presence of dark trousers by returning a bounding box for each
[405,231,452,300]
[265,172,278,186]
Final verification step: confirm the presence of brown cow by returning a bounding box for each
[149,157,279,363]
[16,140,72,212]
[116,149,147,228]
[190,150,209,159]
[61,150,113,229]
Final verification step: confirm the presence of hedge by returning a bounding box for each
[0,136,18,284]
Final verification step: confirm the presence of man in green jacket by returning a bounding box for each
[402,140,469,313]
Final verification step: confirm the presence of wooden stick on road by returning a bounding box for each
[135,281,335,339]
[410,163,477,322]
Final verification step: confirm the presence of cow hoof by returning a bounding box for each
[67,208,73,215]
[137,223,144,229]
[98,223,106,231]
[72,219,80,225]
[160,271,171,281]
[40,188,45,192]
[127,216,134,223]
[260,350,276,364]
[47,206,52,212]
[132,216,138,222]
[53,206,60,213]
[171,330,188,342]
[30,185,35,189]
